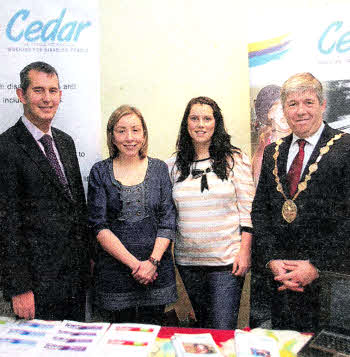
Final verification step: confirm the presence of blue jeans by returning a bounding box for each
[177,265,243,329]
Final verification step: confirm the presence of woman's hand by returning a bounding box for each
[232,247,251,276]
[232,231,252,276]
[132,260,158,285]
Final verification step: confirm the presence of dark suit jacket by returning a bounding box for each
[252,123,350,275]
[0,119,90,305]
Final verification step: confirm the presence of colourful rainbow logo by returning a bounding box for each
[249,34,291,67]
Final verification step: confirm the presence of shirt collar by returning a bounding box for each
[291,122,325,147]
[21,115,53,141]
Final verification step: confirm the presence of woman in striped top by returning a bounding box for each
[168,96,255,329]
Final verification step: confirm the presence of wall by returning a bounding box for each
[99,0,251,160]
[100,0,350,160]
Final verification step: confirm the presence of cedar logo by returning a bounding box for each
[6,9,91,42]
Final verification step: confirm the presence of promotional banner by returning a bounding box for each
[248,5,350,327]
[248,6,350,183]
[0,0,101,191]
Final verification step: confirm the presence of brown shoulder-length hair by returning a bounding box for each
[106,105,148,159]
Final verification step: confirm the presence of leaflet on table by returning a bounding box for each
[171,333,223,357]
[0,319,62,357]
[234,330,280,357]
[37,320,110,356]
[0,319,110,356]
[96,323,161,356]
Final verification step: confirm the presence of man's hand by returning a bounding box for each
[12,291,35,319]
[274,260,319,292]
[268,259,304,292]
[268,259,288,277]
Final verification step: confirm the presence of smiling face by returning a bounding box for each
[112,113,145,159]
[187,103,215,146]
[16,70,62,133]
[283,89,326,139]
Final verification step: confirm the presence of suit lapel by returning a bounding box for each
[14,120,71,200]
[277,134,292,198]
[300,123,335,182]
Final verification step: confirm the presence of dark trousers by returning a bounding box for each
[178,265,243,330]
[249,270,273,328]
[94,305,165,325]
[271,279,321,332]
[35,294,86,321]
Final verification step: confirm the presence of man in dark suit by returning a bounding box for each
[0,61,89,321]
[251,72,350,332]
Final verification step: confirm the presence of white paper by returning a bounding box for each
[171,333,223,357]
[38,320,110,356]
[96,323,161,357]
[234,330,280,357]
[0,319,62,357]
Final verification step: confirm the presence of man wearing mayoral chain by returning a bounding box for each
[251,72,350,332]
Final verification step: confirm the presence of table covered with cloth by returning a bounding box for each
[150,326,312,357]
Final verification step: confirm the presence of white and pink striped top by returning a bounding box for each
[167,151,255,266]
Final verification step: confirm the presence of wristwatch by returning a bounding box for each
[148,256,160,267]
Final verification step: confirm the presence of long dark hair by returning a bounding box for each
[174,96,240,182]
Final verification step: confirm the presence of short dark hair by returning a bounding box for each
[20,61,59,93]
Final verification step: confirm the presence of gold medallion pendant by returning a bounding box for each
[273,133,344,223]
[282,199,297,223]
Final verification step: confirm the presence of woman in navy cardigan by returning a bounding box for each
[88,105,177,324]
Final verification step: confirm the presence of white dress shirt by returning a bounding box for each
[21,116,67,179]
[287,123,325,175]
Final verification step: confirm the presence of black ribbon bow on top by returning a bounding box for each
[191,168,211,192]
